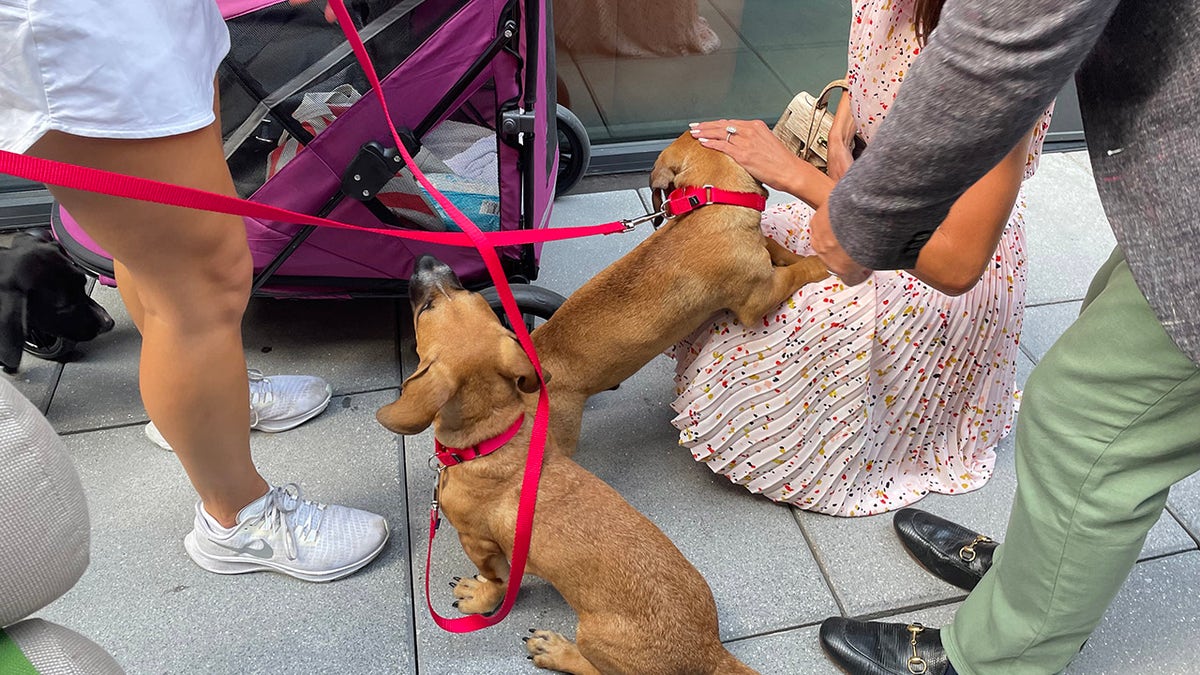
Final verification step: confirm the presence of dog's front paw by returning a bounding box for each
[523,629,595,673]
[451,574,505,615]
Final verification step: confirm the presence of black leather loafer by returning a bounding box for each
[820,617,952,675]
[893,508,998,591]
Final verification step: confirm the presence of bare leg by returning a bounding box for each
[113,260,144,331]
[29,124,265,527]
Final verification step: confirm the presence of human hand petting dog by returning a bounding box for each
[689,119,805,194]
[690,118,873,286]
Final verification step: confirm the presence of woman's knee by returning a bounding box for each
[128,228,253,329]
[193,240,253,323]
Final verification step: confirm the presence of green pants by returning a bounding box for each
[943,248,1200,674]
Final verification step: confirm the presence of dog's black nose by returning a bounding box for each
[413,254,450,278]
[411,256,462,288]
[409,255,463,311]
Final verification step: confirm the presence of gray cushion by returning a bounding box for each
[0,377,89,627]
[4,619,123,674]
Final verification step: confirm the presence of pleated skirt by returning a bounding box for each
[668,194,1028,517]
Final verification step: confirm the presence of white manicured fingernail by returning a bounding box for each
[688,122,699,128]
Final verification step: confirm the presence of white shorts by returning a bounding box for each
[0,0,231,153]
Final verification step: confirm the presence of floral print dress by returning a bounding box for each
[668,0,1052,517]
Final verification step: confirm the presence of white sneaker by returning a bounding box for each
[183,484,390,582]
[145,369,333,451]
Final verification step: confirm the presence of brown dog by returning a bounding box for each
[378,256,758,675]
[531,132,828,455]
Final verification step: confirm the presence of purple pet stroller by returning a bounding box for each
[51,0,589,323]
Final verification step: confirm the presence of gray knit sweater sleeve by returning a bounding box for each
[828,0,1120,270]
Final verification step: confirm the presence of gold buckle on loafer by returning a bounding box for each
[906,623,928,674]
[958,535,993,562]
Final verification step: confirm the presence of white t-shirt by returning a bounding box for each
[0,0,231,152]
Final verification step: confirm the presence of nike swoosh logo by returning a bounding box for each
[212,539,274,559]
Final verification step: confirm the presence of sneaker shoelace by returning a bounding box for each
[247,368,273,428]
[248,483,327,560]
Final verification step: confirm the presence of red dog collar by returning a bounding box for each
[661,185,767,219]
[434,414,525,467]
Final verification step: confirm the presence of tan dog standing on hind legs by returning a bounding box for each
[531,131,828,456]
[378,255,758,675]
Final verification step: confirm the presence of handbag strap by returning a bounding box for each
[801,78,850,161]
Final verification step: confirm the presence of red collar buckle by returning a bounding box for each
[433,414,525,467]
[661,184,767,220]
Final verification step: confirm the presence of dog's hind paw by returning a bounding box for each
[523,629,598,673]
[451,574,505,615]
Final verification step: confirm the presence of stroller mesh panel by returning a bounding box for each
[219,0,474,199]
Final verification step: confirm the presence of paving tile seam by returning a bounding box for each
[334,386,401,397]
[49,387,402,437]
[853,596,967,623]
[36,361,64,414]
[1018,343,1041,366]
[1165,504,1200,545]
[1137,530,1195,557]
[56,420,148,437]
[789,507,849,617]
[721,619,827,644]
[1025,298,1088,309]
[393,442,420,675]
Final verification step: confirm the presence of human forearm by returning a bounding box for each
[827,0,1120,270]
[825,79,857,181]
[779,156,835,210]
[904,130,1029,295]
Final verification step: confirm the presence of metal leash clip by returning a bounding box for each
[619,210,664,232]
[429,465,445,531]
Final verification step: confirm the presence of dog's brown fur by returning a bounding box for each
[531,132,828,455]
[378,257,757,675]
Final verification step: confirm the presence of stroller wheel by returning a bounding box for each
[24,329,77,362]
[479,283,566,332]
[555,105,590,196]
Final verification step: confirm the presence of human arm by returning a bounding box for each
[904,128,1031,295]
[822,0,1120,276]
[825,83,856,181]
[694,117,1033,295]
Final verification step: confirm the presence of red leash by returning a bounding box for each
[0,151,630,248]
[0,2,770,633]
[325,0,547,634]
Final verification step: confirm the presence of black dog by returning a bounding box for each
[0,232,114,373]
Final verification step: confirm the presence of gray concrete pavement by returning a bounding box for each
[17,151,1200,674]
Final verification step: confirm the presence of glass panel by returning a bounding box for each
[553,1,1086,151]
[554,0,851,145]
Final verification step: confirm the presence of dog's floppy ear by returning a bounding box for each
[376,362,456,434]
[500,337,545,394]
[0,289,26,373]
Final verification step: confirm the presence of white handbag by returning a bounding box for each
[772,79,858,173]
